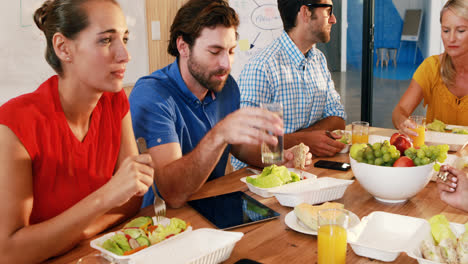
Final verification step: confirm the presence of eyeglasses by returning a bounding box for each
[305,3,333,16]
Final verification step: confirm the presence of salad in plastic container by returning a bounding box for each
[91,216,192,262]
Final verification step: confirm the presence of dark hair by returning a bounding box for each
[33,0,118,75]
[168,0,239,57]
[277,0,321,32]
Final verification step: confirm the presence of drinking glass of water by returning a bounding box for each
[260,102,284,165]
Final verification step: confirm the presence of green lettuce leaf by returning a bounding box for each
[429,214,456,245]
[290,172,300,182]
[148,218,186,244]
[271,165,291,184]
[246,175,283,188]
[102,239,124,256]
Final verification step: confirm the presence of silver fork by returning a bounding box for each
[136,137,166,222]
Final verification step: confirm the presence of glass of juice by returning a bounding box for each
[409,116,426,147]
[317,208,349,264]
[260,102,284,165]
[352,121,369,144]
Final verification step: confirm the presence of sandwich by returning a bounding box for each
[294,202,344,231]
[290,143,309,169]
[420,239,444,262]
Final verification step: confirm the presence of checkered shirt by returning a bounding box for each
[231,31,346,170]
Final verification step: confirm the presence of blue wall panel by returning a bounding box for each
[347,0,424,71]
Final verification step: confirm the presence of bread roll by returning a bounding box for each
[294,202,344,231]
[291,143,309,169]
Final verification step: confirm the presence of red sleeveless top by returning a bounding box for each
[0,76,129,224]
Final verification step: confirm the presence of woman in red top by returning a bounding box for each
[0,0,154,262]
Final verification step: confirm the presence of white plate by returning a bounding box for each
[269,177,354,207]
[90,217,193,263]
[285,211,318,235]
[284,210,361,236]
[368,134,389,144]
[240,168,317,198]
[426,127,468,151]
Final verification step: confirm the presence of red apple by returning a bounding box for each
[393,136,413,156]
[390,133,401,145]
[393,156,415,167]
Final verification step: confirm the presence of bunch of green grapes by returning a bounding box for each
[404,144,449,169]
[351,140,401,166]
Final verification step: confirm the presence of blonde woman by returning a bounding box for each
[0,0,154,262]
[392,0,468,137]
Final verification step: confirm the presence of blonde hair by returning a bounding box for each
[440,0,468,87]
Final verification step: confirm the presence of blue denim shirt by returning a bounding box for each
[129,59,240,208]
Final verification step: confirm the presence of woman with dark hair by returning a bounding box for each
[393,0,468,136]
[0,0,153,262]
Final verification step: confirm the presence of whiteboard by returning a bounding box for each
[401,9,423,41]
[230,0,283,80]
[0,0,148,103]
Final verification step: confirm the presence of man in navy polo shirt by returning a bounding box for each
[130,0,311,208]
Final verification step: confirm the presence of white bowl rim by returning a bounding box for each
[349,156,435,169]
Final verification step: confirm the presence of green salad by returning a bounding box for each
[246,164,300,188]
[100,216,188,256]
[427,119,468,134]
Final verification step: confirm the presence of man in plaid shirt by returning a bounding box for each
[232,0,346,170]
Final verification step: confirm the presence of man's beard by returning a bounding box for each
[187,53,229,93]
[309,15,332,44]
[314,29,331,43]
[318,32,330,43]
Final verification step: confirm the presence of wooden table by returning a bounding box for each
[45,127,468,264]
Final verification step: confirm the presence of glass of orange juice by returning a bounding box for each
[409,116,426,147]
[352,121,369,144]
[317,208,349,264]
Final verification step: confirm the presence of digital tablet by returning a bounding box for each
[187,191,280,230]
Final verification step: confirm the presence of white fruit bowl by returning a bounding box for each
[349,157,434,203]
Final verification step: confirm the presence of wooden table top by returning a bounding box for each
[44,127,468,264]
